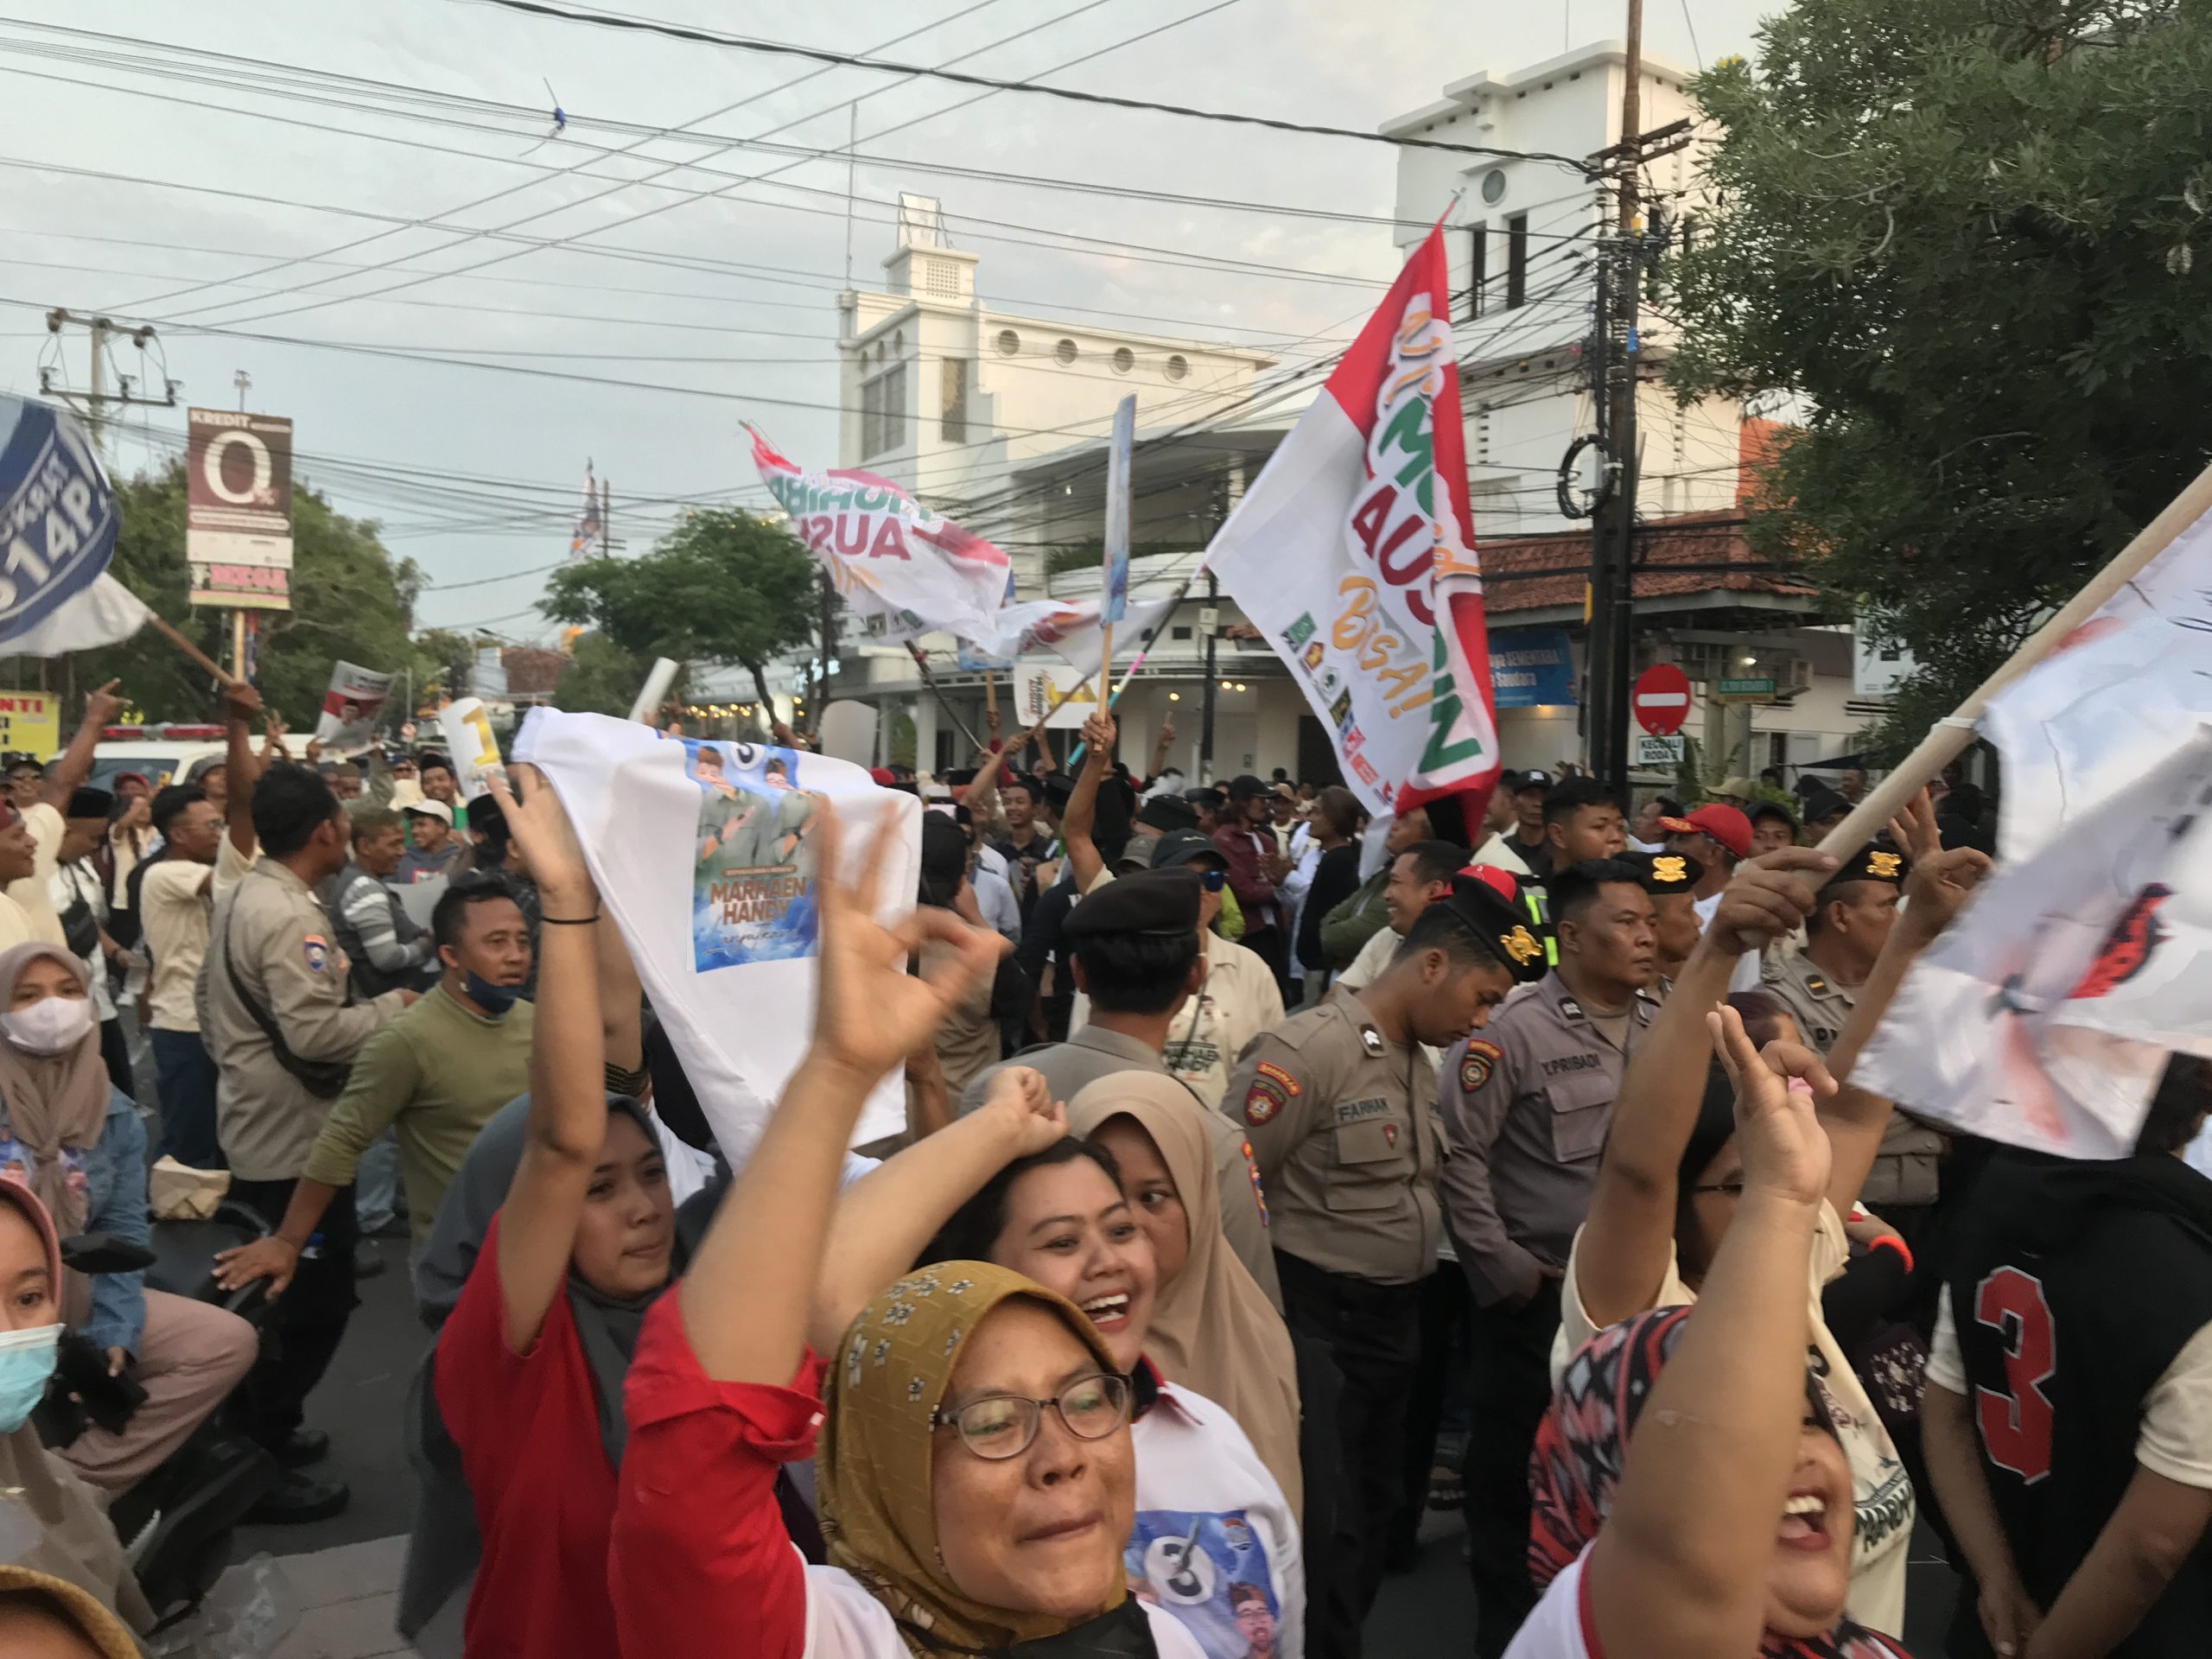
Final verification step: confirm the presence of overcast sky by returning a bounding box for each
[0,0,1779,637]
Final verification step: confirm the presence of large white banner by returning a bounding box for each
[1207,225,1500,817]
[748,424,1011,642]
[513,709,918,1160]
[1857,726,2212,1159]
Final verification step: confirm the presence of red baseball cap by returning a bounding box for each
[1662,804,1751,861]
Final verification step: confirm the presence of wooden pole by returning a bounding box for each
[905,644,986,756]
[983,667,997,724]
[1815,456,2212,858]
[146,612,245,690]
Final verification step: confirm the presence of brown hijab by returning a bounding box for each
[0,944,109,1325]
[1067,1073,1303,1518]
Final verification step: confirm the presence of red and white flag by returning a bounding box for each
[1207,224,1499,818]
[748,426,1011,641]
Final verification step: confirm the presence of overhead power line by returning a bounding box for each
[453,0,1598,173]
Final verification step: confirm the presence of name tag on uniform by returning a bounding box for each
[1540,1053,1602,1078]
[1335,1096,1390,1126]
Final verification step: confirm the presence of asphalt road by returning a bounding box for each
[233,1242,1967,1655]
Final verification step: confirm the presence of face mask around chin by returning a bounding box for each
[462,973,522,1017]
[1,994,94,1055]
[0,1323,60,1432]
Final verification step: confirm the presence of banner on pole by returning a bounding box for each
[1100,395,1135,626]
[186,407,294,611]
[1206,224,1498,817]
[747,425,1009,640]
[313,662,393,753]
[1012,663,1097,729]
[439,696,508,802]
[0,394,140,657]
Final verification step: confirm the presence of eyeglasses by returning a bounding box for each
[930,1371,1133,1460]
[1690,1179,1746,1197]
[1196,869,1226,892]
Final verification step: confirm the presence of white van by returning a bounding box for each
[79,723,315,794]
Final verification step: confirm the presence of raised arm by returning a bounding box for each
[1059,709,1116,894]
[809,1066,1059,1354]
[1586,1004,1837,1659]
[1573,848,1834,1329]
[678,804,1006,1386]
[486,765,613,1355]
[39,680,122,810]
[221,683,263,859]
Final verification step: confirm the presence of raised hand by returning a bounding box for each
[84,678,123,728]
[1705,845,1838,956]
[980,1065,1065,1157]
[219,681,263,725]
[1899,843,1994,946]
[809,801,1007,1087]
[1080,709,1116,760]
[1886,786,1942,863]
[1707,1001,1836,1209]
[486,764,594,910]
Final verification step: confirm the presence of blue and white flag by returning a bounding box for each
[0,395,146,656]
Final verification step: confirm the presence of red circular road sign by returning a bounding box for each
[1631,664,1692,736]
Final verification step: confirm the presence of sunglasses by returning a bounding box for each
[1195,868,1226,892]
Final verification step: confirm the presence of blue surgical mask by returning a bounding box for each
[0,1324,60,1432]
[462,973,522,1018]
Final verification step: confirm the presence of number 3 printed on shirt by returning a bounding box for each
[1973,1266,2056,1484]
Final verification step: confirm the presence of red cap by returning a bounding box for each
[868,767,897,786]
[1459,863,1520,905]
[1676,804,1752,861]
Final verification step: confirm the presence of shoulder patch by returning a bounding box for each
[1255,1060,1301,1097]
[1243,1073,1288,1128]
[1359,1026,1385,1056]
[1804,974,1830,996]
[302,933,331,974]
[1459,1039,1503,1093]
[1240,1139,1268,1225]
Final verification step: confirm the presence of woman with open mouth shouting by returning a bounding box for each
[1510,1001,1915,1659]
[812,1064,1306,1659]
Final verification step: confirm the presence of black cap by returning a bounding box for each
[1748,798,1798,830]
[1433,869,1548,983]
[1825,841,1909,891]
[1514,768,1554,795]
[1149,829,1227,872]
[1182,784,1224,806]
[1136,794,1198,835]
[1225,773,1269,801]
[1620,847,1703,895]
[66,786,112,821]
[1801,785,1850,824]
[1063,868,1201,940]
[1038,772,1075,812]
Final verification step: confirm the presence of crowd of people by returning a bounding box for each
[0,683,2205,1659]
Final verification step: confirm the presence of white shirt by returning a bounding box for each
[800,1564,1205,1659]
[1691,893,1764,993]
[968,844,1021,944]
[1281,830,1321,981]
[1129,1380,1305,1659]
[48,860,116,1021]
[1503,1550,1597,1659]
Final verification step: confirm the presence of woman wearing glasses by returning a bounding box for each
[610,798,1205,1656]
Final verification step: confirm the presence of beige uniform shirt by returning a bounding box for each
[1336,923,1399,995]
[1228,997,1441,1286]
[1437,973,1656,1306]
[141,837,256,1033]
[1155,934,1285,1110]
[3,803,66,948]
[199,856,407,1180]
[1760,950,1945,1206]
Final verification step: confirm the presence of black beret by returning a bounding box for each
[66,787,113,821]
[1620,848,1704,895]
[1182,785,1225,808]
[1434,868,1548,983]
[1148,830,1227,872]
[1064,868,1201,940]
[1826,840,1909,891]
[1801,785,1851,824]
[1038,772,1075,811]
[1135,794,1199,834]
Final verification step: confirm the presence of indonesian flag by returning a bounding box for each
[1207,223,1499,818]
[748,425,1011,641]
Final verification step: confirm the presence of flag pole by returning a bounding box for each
[1816,455,2212,859]
[146,612,246,690]
[1095,394,1135,712]
[905,643,987,758]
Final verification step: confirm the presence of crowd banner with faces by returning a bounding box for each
[1858,726,2212,1159]
[313,660,392,753]
[1206,223,1501,819]
[513,709,919,1162]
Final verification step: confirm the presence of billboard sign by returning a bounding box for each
[187,407,294,610]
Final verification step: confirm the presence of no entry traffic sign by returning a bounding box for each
[1631,664,1692,736]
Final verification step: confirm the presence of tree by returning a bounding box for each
[539,508,817,712]
[551,631,654,716]
[68,463,432,728]
[1666,1,2212,754]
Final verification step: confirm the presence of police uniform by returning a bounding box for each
[1227,872,1545,1632]
[1439,966,1656,1656]
[1760,843,1946,1209]
[1620,848,1703,1001]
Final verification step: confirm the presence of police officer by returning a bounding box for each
[1761,841,1946,1216]
[1228,872,1546,1646]
[1618,848,1705,996]
[200,762,414,1522]
[1437,856,1660,1657]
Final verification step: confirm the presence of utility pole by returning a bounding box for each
[1199,571,1219,785]
[40,309,178,460]
[234,368,251,412]
[600,474,611,556]
[814,569,837,740]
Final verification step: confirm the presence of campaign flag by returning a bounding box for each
[569,460,601,560]
[1206,225,1499,817]
[1980,493,2212,865]
[513,709,918,1161]
[748,424,1011,640]
[1855,727,2212,1159]
[0,394,145,657]
[1100,395,1135,626]
[439,696,508,802]
[956,569,1021,671]
[314,661,393,753]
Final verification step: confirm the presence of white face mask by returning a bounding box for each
[2,994,94,1055]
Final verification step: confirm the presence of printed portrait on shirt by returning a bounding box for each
[685,740,825,971]
[1124,1510,1280,1659]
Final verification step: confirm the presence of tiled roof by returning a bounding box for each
[1480,510,1820,615]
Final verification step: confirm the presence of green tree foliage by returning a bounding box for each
[70,463,430,728]
[550,631,655,716]
[1667,1,2212,754]
[539,508,817,709]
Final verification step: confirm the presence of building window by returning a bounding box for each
[940,357,969,443]
[1505,213,1529,308]
[1164,353,1189,381]
[1111,346,1135,374]
[1465,222,1487,321]
[1172,625,1193,640]
[861,362,906,459]
[1055,338,1078,365]
[925,259,957,297]
[1480,168,1507,204]
[995,328,1020,356]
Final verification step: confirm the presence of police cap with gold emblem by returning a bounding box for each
[1416,865,1548,984]
[1063,866,1202,939]
[1619,847,1704,896]
[1823,840,1910,893]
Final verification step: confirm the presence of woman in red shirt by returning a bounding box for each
[431,767,676,1659]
